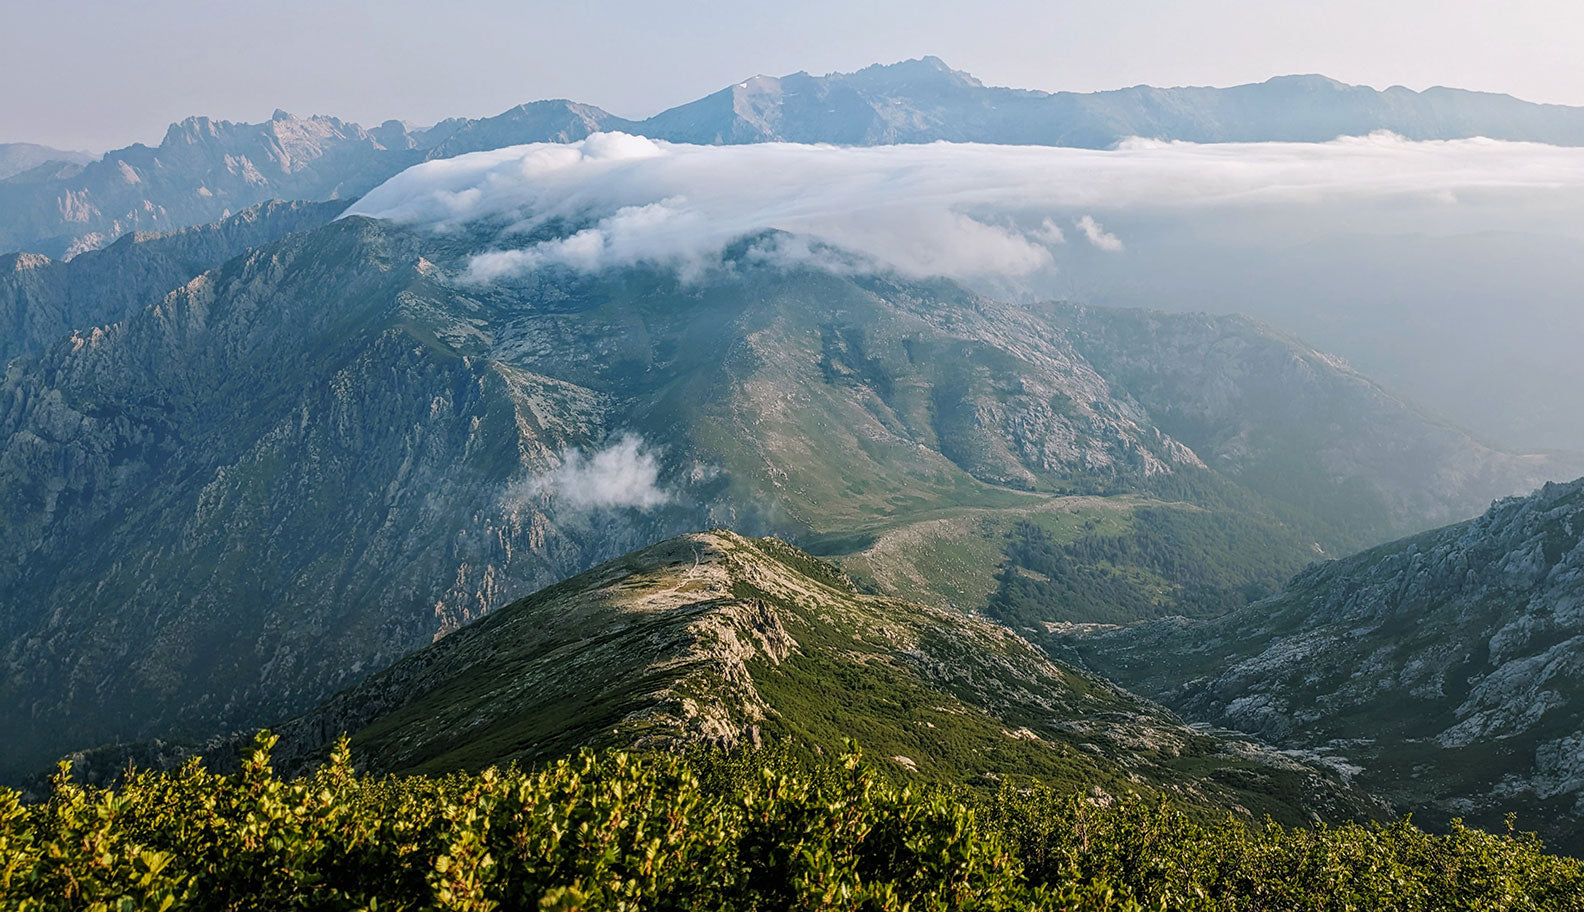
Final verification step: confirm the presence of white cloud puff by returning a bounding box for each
[522,434,670,512]
[1074,215,1123,252]
[343,132,1584,284]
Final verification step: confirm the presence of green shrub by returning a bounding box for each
[2,734,1579,910]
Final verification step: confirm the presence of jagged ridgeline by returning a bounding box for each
[10,57,1584,259]
[1074,478,1584,854]
[1,211,1572,778]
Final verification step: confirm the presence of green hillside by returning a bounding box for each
[3,213,1572,777]
[241,531,1379,828]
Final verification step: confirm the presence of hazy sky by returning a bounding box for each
[7,0,1584,152]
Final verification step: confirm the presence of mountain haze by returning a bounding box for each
[0,142,94,181]
[0,112,438,258]
[640,58,1584,147]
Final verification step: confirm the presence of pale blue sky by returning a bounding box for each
[7,0,1584,152]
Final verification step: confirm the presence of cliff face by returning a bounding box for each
[1073,479,1584,852]
[0,221,610,772]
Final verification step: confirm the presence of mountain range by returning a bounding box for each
[9,57,1584,259]
[1,207,1574,779]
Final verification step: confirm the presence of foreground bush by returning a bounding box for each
[1,735,1580,910]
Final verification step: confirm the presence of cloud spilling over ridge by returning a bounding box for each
[516,435,670,512]
[343,132,1584,283]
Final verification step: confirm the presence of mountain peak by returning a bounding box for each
[1258,74,1355,91]
[162,115,220,145]
[841,56,984,90]
[2,251,53,272]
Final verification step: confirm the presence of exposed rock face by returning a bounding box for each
[0,114,429,258]
[0,104,617,258]
[1072,478,1584,852]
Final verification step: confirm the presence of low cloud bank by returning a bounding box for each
[344,132,1584,284]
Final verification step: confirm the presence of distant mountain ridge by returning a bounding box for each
[0,199,344,367]
[636,58,1584,147]
[8,57,1584,257]
[0,143,95,181]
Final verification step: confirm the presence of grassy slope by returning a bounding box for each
[263,531,1382,828]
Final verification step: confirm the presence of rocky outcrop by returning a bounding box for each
[0,114,429,257]
[0,199,343,367]
[1072,478,1584,852]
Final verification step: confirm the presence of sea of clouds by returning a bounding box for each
[347,132,1584,451]
[343,131,1584,288]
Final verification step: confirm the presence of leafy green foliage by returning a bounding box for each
[4,734,1579,911]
